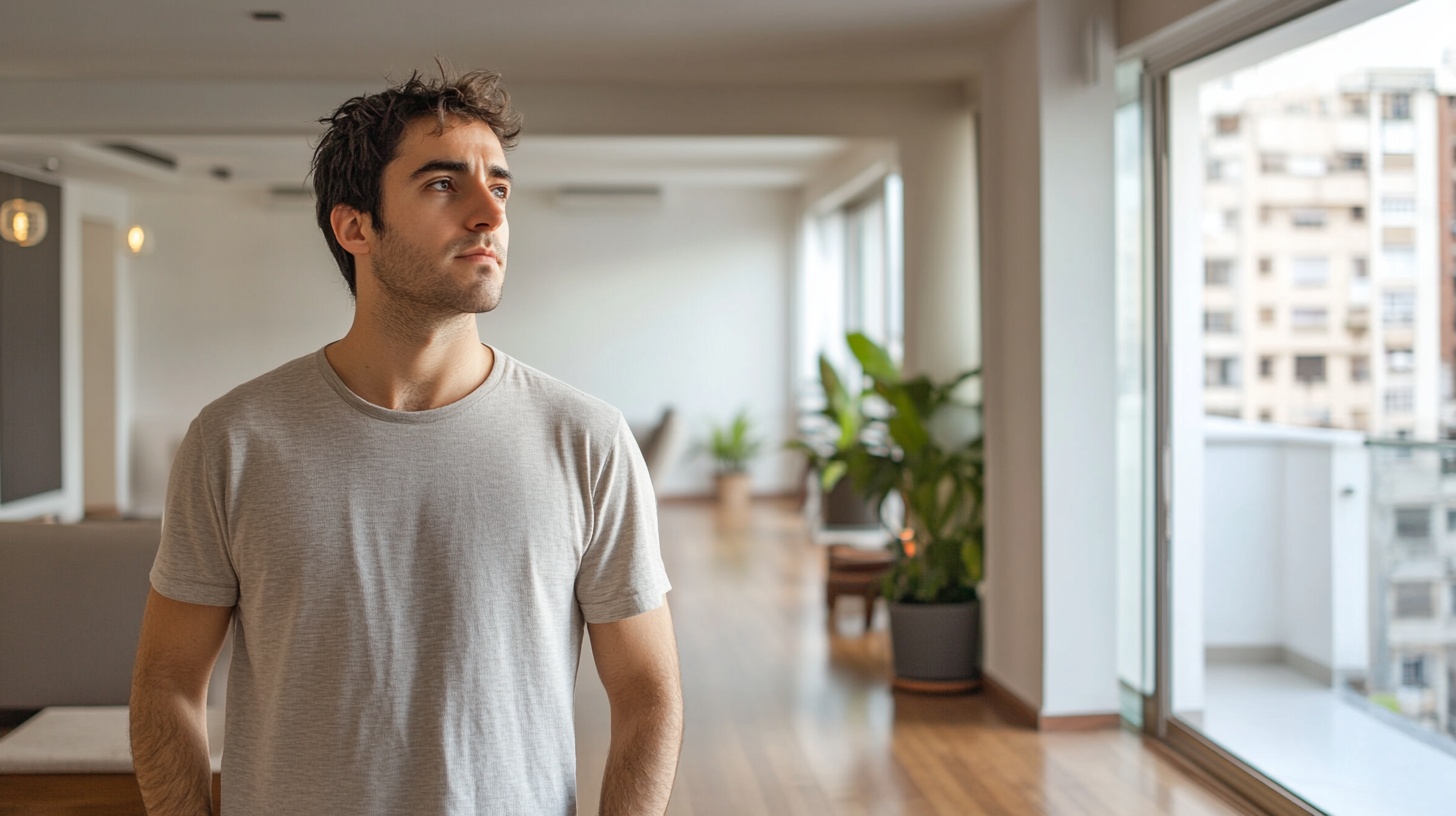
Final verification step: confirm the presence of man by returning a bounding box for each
[129,69,683,816]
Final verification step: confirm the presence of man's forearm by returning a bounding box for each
[130,682,214,816]
[598,689,684,816]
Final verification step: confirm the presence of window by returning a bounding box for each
[1338,151,1367,171]
[1394,583,1433,620]
[1205,357,1240,388]
[1399,655,1427,688]
[1350,205,1366,221]
[1261,153,1287,174]
[1345,93,1368,116]
[1214,113,1241,135]
[1386,387,1415,413]
[1446,508,1456,533]
[1289,155,1326,177]
[1258,408,1274,422]
[1259,256,1273,275]
[1395,509,1430,540]
[1259,306,1275,326]
[1291,307,1328,331]
[1351,355,1370,382]
[1291,256,1329,287]
[1381,195,1416,215]
[1387,348,1414,373]
[1384,92,1412,121]
[1294,355,1326,383]
[1382,246,1416,279]
[1205,258,1234,286]
[1205,311,1235,333]
[1383,291,1416,327]
[1259,356,1275,379]
[1352,256,1369,278]
[1291,208,1326,228]
[1207,159,1225,181]
[1223,209,1239,230]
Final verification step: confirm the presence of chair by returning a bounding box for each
[825,544,895,632]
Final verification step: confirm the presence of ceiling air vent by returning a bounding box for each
[98,142,178,171]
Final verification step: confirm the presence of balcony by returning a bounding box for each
[1188,422,1456,814]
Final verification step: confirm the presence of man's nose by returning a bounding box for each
[467,187,505,232]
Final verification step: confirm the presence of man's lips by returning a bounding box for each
[456,248,499,262]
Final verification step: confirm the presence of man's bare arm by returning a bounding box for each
[130,588,232,816]
[587,600,684,816]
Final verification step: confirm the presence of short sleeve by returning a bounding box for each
[575,414,672,623]
[150,416,239,607]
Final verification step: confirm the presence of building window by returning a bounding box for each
[1345,94,1368,116]
[1258,408,1273,422]
[1259,256,1273,275]
[1259,306,1275,326]
[1294,355,1326,383]
[1395,509,1430,540]
[1214,113,1241,135]
[1381,195,1416,215]
[1386,387,1415,414]
[1205,258,1234,286]
[1387,348,1414,373]
[1204,311,1235,334]
[1384,92,1412,121]
[1399,655,1427,688]
[1291,256,1329,287]
[1382,246,1416,279]
[1289,155,1327,177]
[1351,355,1369,382]
[1223,209,1239,230]
[1352,256,1369,278]
[1446,508,1456,533]
[1207,158,1225,181]
[1395,582,1434,620]
[1291,307,1328,331]
[1260,153,1287,174]
[1205,357,1240,388]
[1383,291,1416,327]
[1338,151,1367,171]
[1291,208,1326,228]
[1259,356,1274,379]
[1350,205,1365,221]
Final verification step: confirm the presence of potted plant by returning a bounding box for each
[785,355,880,527]
[823,332,984,692]
[707,408,761,514]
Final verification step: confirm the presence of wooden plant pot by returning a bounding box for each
[887,599,981,694]
[715,471,752,515]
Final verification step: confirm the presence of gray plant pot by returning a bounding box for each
[887,599,980,683]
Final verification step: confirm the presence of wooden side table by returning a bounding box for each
[825,544,895,632]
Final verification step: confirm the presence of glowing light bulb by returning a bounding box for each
[127,226,147,254]
[0,198,47,247]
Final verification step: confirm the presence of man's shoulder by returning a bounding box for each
[194,351,324,431]
[498,352,623,433]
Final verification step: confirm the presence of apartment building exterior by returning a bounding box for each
[1203,69,1456,739]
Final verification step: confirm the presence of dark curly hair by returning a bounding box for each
[310,68,524,295]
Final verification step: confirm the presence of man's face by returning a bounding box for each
[364,116,512,314]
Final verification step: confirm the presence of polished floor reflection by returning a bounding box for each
[575,500,1240,815]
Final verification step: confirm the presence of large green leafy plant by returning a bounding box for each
[810,333,984,604]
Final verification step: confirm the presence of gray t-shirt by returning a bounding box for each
[151,347,671,816]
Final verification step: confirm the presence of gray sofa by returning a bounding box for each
[0,520,161,709]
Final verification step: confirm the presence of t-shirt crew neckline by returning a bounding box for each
[313,344,507,424]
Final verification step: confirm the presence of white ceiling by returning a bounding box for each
[0,134,875,193]
[1,0,989,192]
[3,0,1019,84]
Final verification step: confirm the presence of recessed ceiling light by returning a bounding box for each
[251,11,284,21]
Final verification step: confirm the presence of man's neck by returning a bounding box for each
[325,312,494,412]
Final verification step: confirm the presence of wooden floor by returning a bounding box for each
[573,500,1243,816]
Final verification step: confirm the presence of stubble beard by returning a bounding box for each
[370,228,506,319]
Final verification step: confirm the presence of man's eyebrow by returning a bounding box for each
[408,160,513,182]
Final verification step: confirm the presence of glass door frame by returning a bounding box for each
[1131,0,1418,811]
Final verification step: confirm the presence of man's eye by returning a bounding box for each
[430,179,453,191]
[492,186,509,200]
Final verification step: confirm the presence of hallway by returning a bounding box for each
[574,500,1242,815]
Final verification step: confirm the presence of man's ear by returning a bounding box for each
[330,204,373,258]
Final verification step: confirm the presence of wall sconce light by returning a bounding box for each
[125,225,153,255]
[0,198,48,247]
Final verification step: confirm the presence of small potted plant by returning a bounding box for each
[707,408,761,514]
[821,333,984,691]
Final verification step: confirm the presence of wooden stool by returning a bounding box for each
[825,544,895,632]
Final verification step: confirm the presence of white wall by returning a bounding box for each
[125,184,799,513]
[483,187,799,497]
